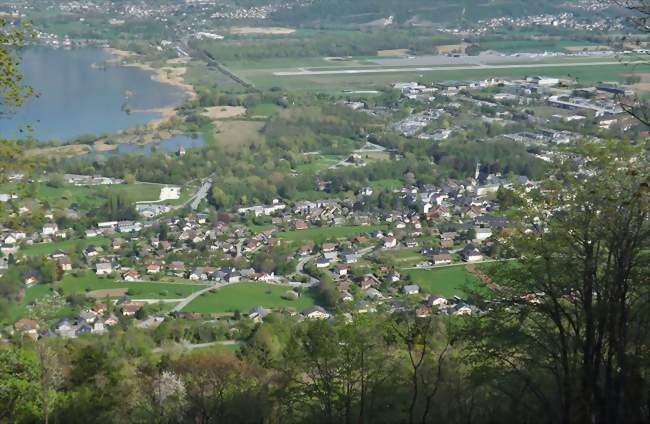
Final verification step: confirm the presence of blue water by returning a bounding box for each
[0,47,188,142]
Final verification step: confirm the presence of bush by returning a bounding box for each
[282,290,299,301]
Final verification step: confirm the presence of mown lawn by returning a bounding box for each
[182,283,317,314]
[21,236,112,257]
[58,274,205,299]
[248,103,281,117]
[241,62,635,92]
[368,178,403,191]
[294,155,343,174]
[277,225,387,244]
[3,182,163,209]
[405,265,482,298]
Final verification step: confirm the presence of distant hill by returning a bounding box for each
[271,0,612,26]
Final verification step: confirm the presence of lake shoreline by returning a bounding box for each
[104,47,197,131]
[27,47,199,159]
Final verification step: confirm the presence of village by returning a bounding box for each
[1,64,644,342]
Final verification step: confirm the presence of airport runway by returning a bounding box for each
[273,60,641,77]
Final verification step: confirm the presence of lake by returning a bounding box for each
[0,47,188,142]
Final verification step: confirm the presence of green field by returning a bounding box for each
[233,61,637,92]
[405,265,482,298]
[478,38,602,54]
[21,236,112,257]
[368,178,403,191]
[182,283,317,314]
[6,284,55,322]
[277,225,387,244]
[58,274,205,299]
[0,182,164,209]
[248,102,282,117]
[294,155,343,173]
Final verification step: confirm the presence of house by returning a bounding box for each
[112,239,125,251]
[440,239,454,249]
[189,268,206,281]
[169,261,186,274]
[360,274,380,290]
[14,319,39,339]
[433,253,452,265]
[22,270,42,285]
[342,252,360,264]
[55,318,77,338]
[79,309,98,324]
[323,250,338,261]
[117,221,142,233]
[248,306,271,322]
[122,269,140,281]
[302,306,330,320]
[340,291,354,302]
[294,220,309,231]
[96,262,113,276]
[226,272,241,283]
[146,263,161,274]
[335,264,348,277]
[316,257,331,269]
[58,257,73,271]
[104,314,119,326]
[160,186,181,200]
[93,320,106,334]
[76,324,93,336]
[299,244,313,256]
[121,301,145,316]
[405,239,418,248]
[403,284,420,295]
[321,243,337,253]
[92,303,108,315]
[461,245,483,262]
[42,223,58,236]
[453,304,473,316]
[1,244,18,256]
[365,288,383,300]
[415,306,431,318]
[383,236,397,249]
[475,227,493,241]
[84,245,101,257]
[428,295,448,308]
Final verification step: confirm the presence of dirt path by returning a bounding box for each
[466,263,502,292]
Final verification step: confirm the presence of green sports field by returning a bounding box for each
[277,225,387,244]
[21,237,112,257]
[405,265,483,298]
[58,274,206,299]
[182,283,317,314]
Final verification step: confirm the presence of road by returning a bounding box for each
[295,245,377,287]
[235,239,245,258]
[152,340,240,353]
[273,60,643,77]
[170,281,229,313]
[296,254,319,286]
[187,177,212,211]
[400,257,518,271]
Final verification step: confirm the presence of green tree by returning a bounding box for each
[465,142,650,423]
[0,18,35,177]
[0,347,41,422]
